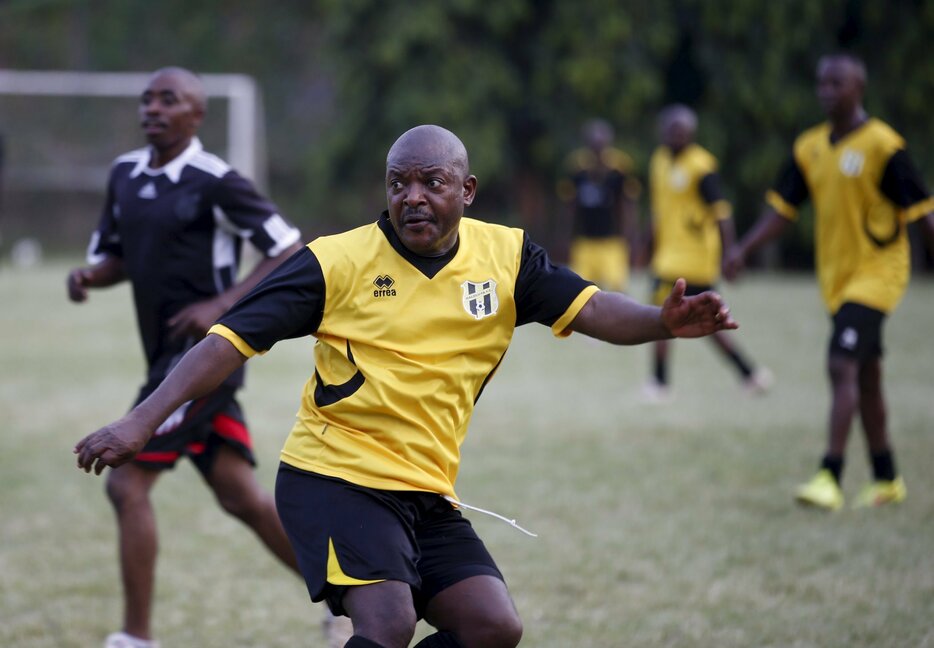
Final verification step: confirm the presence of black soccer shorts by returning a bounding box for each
[829,302,886,363]
[275,465,505,617]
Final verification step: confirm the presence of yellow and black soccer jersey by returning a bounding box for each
[767,118,933,314]
[558,146,642,238]
[649,143,731,284]
[210,213,598,497]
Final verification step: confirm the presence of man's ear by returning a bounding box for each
[190,106,206,131]
[463,175,478,206]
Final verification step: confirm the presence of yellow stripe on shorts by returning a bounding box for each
[326,538,385,586]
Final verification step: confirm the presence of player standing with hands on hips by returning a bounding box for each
[77,124,739,648]
[558,118,641,292]
[66,67,352,648]
[725,53,934,511]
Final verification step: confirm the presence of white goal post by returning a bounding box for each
[0,69,267,189]
[0,69,269,262]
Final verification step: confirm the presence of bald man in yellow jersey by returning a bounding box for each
[726,53,934,511]
[644,105,771,402]
[75,125,739,648]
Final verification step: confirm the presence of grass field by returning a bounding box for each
[2,258,933,647]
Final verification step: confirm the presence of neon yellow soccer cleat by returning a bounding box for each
[853,476,906,508]
[794,469,844,511]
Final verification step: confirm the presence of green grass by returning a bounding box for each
[2,258,933,647]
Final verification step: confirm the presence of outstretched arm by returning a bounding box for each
[568,278,737,345]
[723,208,790,280]
[74,334,247,474]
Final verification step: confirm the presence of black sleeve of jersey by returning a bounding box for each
[91,171,123,258]
[212,170,296,255]
[610,170,626,199]
[699,173,725,205]
[217,246,324,352]
[515,234,595,327]
[880,149,931,208]
[772,154,809,207]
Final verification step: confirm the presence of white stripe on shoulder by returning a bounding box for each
[188,150,231,178]
[112,148,149,167]
[264,214,302,256]
[85,231,106,265]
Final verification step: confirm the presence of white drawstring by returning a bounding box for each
[443,495,538,538]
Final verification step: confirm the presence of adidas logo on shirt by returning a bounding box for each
[138,181,157,199]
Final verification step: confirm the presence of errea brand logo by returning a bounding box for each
[373,275,397,297]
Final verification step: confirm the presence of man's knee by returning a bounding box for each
[353,601,417,647]
[858,358,883,393]
[827,354,858,384]
[457,610,522,648]
[105,465,155,512]
[207,447,271,521]
[214,485,269,522]
[424,575,522,648]
[344,582,418,648]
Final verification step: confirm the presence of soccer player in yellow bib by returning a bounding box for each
[558,118,641,292]
[726,53,934,511]
[76,124,739,648]
[643,105,772,402]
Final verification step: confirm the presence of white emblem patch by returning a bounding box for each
[840,326,858,350]
[669,166,688,191]
[839,149,864,177]
[462,279,498,320]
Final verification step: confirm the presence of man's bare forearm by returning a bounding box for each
[131,334,248,431]
[570,291,670,345]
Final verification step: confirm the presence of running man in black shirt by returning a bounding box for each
[66,67,311,648]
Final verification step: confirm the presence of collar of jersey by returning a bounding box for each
[378,211,460,279]
[129,137,203,183]
[663,143,695,160]
[825,116,873,146]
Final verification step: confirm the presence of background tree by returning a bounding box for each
[1,0,931,266]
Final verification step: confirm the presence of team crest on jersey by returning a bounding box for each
[461,279,498,320]
[668,165,688,191]
[174,191,201,222]
[839,149,865,177]
[373,274,397,297]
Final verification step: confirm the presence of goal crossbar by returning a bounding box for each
[0,69,266,186]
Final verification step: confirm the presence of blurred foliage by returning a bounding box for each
[1,0,932,265]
